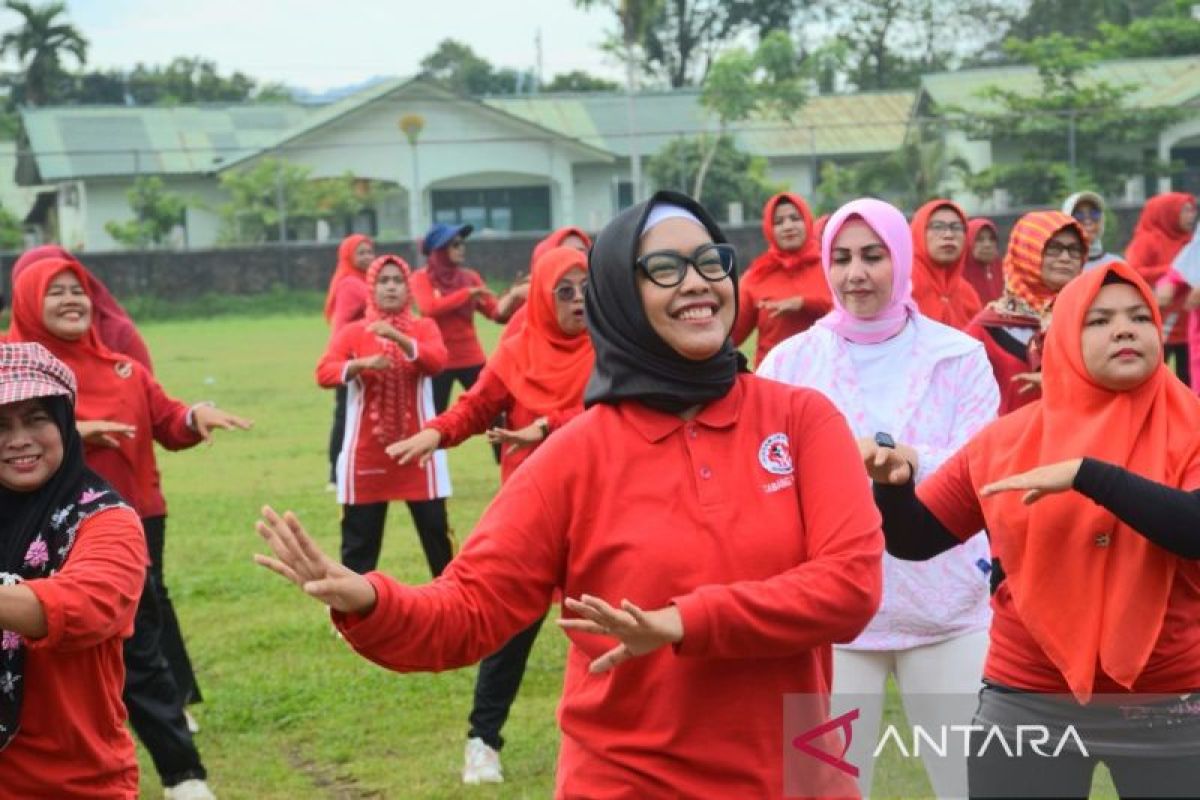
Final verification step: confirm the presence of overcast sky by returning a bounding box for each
[1,0,622,93]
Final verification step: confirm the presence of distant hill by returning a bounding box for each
[289,75,394,105]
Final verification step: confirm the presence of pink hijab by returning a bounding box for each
[818,198,916,344]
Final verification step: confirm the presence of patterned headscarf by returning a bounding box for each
[0,343,129,752]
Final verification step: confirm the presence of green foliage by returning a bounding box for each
[0,0,87,105]
[0,203,24,249]
[815,128,971,212]
[1091,1,1200,57]
[217,159,376,244]
[104,176,187,249]
[949,35,1187,205]
[119,286,324,322]
[418,38,537,95]
[646,135,781,221]
[58,57,293,105]
[541,70,619,92]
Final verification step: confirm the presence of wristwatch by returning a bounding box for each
[537,418,551,439]
[874,431,896,449]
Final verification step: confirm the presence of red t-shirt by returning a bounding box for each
[81,363,201,519]
[409,268,501,370]
[1,506,146,798]
[425,365,582,485]
[317,317,450,505]
[329,276,369,333]
[334,375,883,798]
[731,266,833,367]
[919,445,1200,695]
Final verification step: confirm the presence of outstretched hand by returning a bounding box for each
[192,405,253,443]
[1012,372,1043,395]
[557,594,683,674]
[385,428,442,467]
[78,419,136,449]
[980,458,1083,505]
[485,422,544,455]
[254,505,377,615]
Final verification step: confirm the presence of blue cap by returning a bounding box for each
[421,222,473,255]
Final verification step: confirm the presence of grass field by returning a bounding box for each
[135,311,1117,799]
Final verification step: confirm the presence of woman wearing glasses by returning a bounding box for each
[410,223,525,413]
[256,192,882,798]
[910,199,983,331]
[1062,191,1123,272]
[966,211,1087,414]
[387,245,592,785]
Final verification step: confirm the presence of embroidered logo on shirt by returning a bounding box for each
[114,361,133,379]
[758,433,793,476]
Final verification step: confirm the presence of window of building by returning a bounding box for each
[430,186,551,232]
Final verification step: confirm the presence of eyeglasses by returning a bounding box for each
[1072,209,1102,222]
[553,282,587,301]
[635,243,736,288]
[928,221,966,235]
[1044,242,1085,259]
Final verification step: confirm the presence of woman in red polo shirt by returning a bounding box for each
[316,255,453,578]
[871,261,1200,798]
[0,342,146,799]
[410,223,523,413]
[731,192,832,366]
[8,256,250,800]
[255,190,884,799]
[387,245,591,784]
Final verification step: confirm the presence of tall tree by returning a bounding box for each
[542,70,619,92]
[104,176,187,249]
[0,0,87,106]
[646,135,780,221]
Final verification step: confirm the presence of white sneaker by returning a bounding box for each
[462,737,503,785]
[164,779,216,800]
[184,709,200,734]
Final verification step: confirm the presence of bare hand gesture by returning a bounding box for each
[385,428,442,467]
[485,421,545,455]
[191,405,253,443]
[253,505,377,615]
[78,419,136,448]
[356,354,393,373]
[557,594,683,674]
[366,320,410,348]
[1012,372,1043,395]
[980,458,1083,505]
[858,436,916,485]
[759,296,805,319]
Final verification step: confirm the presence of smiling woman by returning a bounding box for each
[255,190,884,799]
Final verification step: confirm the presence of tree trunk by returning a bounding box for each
[691,130,721,201]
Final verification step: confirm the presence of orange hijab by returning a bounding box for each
[500,227,594,344]
[489,247,592,415]
[323,234,372,322]
[1125,192,1196,284]
[7,258,145,473]
[968,260,1200,702]
[747,192,821,276]
[983,210,1087,327]
[910,199,982,328]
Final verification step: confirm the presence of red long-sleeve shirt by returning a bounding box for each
[964,317,1040,416]
[409,268,501,369]
[329,278,369,333]
[316,317,451,504]
[731,267,834,367]
[424,365,581,484]
[334,375,883,798]
[81,363,202,519]
[0,506,146,799]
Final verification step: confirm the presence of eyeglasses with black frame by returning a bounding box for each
[553,281,588,302]
[635,243,737,288]
[1044,241,1085,259]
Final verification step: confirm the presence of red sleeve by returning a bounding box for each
[411,272,473,318]
[316,324,362,388]
[331,280,368,332]
[24,507,147,652]
[916,444,986,541]
[333,462,565,670]
[546,405,583,432]
[142,368,202,451]
[409,318,448,376]
[474,273,502,322]
[112,324,155,374]
[731,280,757,346]
[672,393,884,659]
[425,366,511,447]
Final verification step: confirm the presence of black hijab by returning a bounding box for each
[583,190,745,413]
[0,393,124,752]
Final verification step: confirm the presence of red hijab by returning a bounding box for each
[323,234,372,323]
[489,247,592,415]
[7,258,145,477]
[1125,192,1197,284]
[501,227,594,343]
[967,260,1200,701]
[12,245,153,372]
[746,193,821,276]
[963,218,1004,305]
[910,199,982,328]
[360,255,419,445]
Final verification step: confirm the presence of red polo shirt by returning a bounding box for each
[410,268,501,370]
[334,374,883,798]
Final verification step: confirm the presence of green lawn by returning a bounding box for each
[136,312,1116,798]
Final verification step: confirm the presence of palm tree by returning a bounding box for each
[0,0,88,106]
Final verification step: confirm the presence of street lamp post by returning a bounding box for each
[399,114,426,242]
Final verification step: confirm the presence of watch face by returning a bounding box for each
[874,432,895,449]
